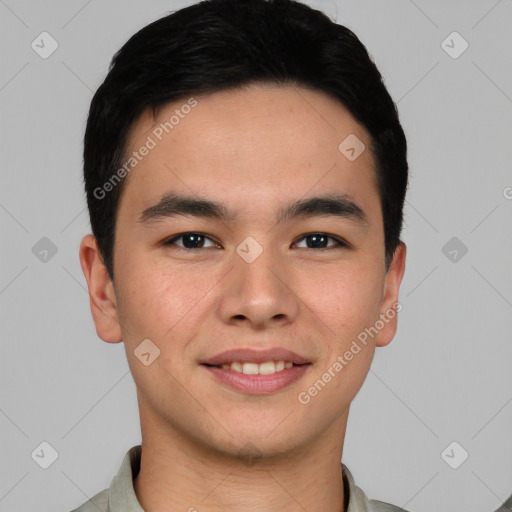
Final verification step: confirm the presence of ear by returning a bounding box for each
[79,234,122,343]
[375,241,407,348]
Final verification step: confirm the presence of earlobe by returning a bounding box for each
[79,234,123,343]
[375,241,407,348]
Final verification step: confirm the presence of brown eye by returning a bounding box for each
[163,232,220,250]
[293,233,346,249]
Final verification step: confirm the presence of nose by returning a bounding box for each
[216,241,299,329]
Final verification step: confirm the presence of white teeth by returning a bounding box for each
[231,361,243,372]
[258,361,275,375]
[243,362,259,375]
[220,360,295,375]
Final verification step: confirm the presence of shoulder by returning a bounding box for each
[368,499,410,512]
[69,488,109,512]
[342,463,411,512]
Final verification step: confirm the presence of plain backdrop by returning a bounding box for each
[0,1,511,511]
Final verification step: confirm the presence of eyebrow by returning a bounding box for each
[138,192,369,227]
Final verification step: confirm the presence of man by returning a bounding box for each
[74,0,409,510]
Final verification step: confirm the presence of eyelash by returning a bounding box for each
[162,232,348,251]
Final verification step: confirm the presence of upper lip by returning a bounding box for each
[200,348,311,366]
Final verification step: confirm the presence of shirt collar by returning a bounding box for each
[109,445,144,512]
[108,445,372,512]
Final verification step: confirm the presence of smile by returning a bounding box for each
[213,360,294,375]
[202,362,311,394]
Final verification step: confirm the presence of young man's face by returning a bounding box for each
[81,83,406,459]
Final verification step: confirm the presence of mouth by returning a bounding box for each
[199,347,312,394]
[201,363,311,395]
[202,360,310,375]
[200,347,311,366]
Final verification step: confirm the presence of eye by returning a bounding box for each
[293,232,347,250]
[162,232,220,250]
[162,231,348,251]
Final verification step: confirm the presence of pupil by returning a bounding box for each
[308,234,327,248]
[183,233,203,249]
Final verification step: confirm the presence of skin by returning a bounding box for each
[80,83,406,512]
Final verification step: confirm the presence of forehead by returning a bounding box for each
[118,83,379,224]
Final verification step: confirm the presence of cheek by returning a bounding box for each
[114,263,203,390]
[115,255,218,355]
[297,335,374,419]
[299,263,384,338]
[114,257,187,341]
[329,347,374,406]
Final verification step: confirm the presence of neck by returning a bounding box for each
[133,403,348,512]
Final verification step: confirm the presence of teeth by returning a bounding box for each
[219,360,295,375]
[258,362,276,375]
[243,362,260,375]
[230,361,243,372]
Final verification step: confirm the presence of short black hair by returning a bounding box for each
[83,0,408,281]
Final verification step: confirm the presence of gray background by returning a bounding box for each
[0,0,511,511]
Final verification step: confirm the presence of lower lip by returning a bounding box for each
[202,364,311,395]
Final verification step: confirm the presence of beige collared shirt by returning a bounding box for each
[70,445,409,512]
